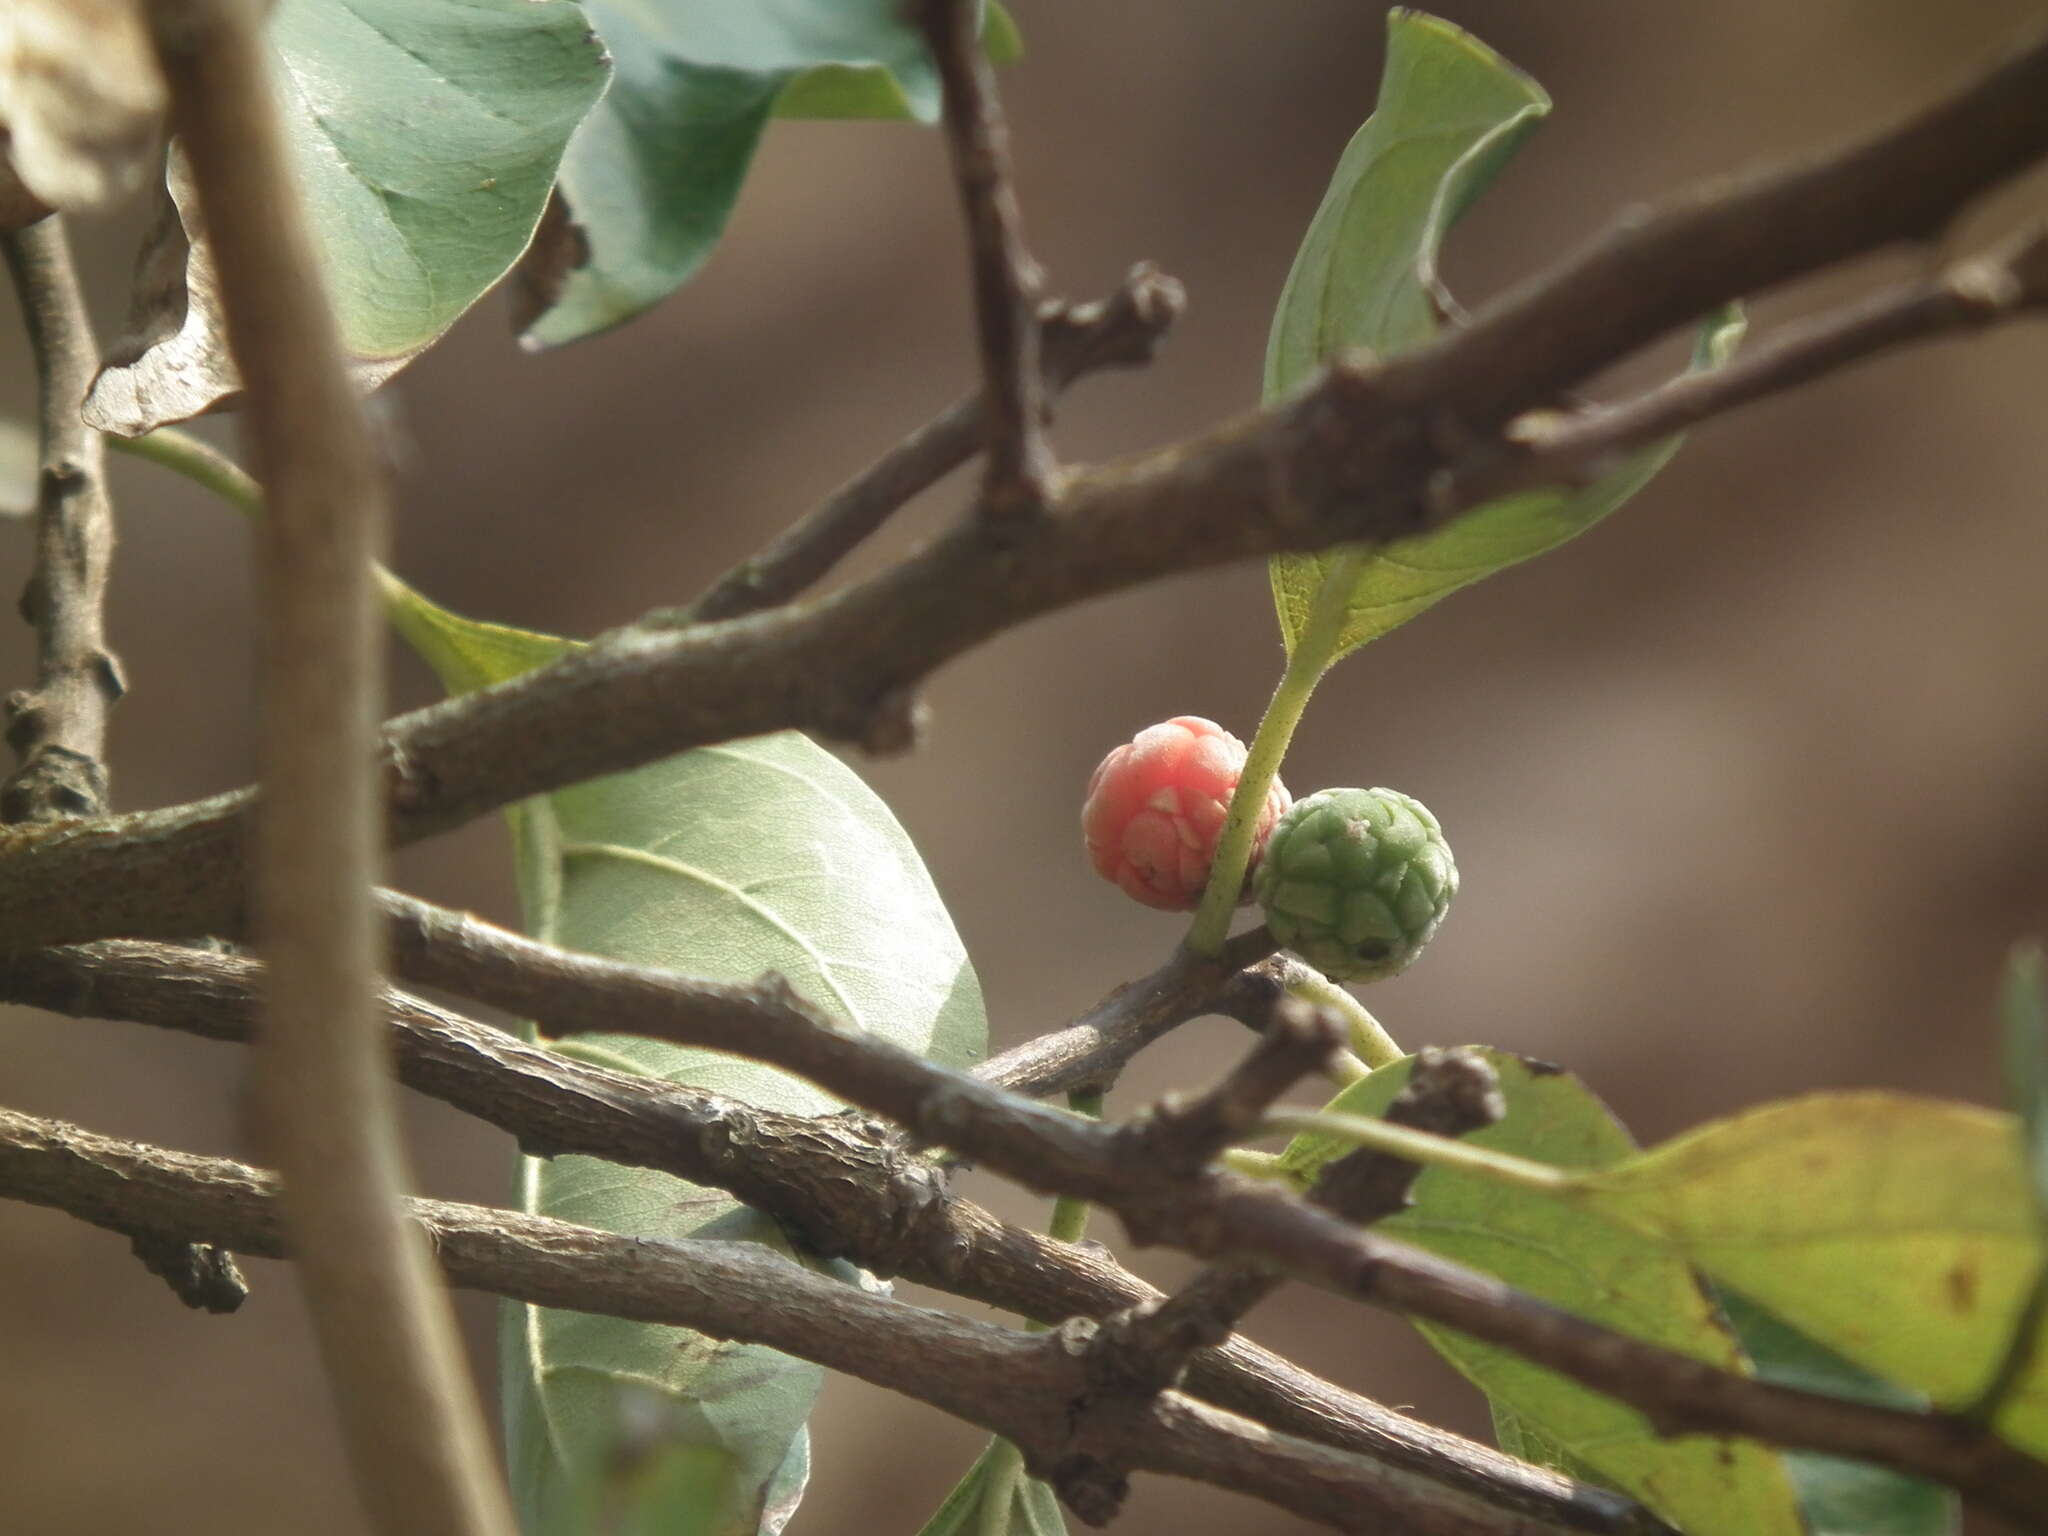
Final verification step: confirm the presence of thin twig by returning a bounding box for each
[0,1106,1647,1536]
[0,937,1663,1536]
[916,0,1054,519]
[1117,997,1345,1178]
[684,264,1184,623]
[146,6,512,1536]
[1458,224,2048,507]
[0,216,120,822]
[371,894,2048,1525]
[1081,1047,1507,1423]
[0,206,202,1306]
[977,929,1283,1098]
[13,30,2048,954]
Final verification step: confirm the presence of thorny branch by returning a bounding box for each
[916,0,1054,519]
[0,216,119,823]
[0,938,1658,1535]
[4,33,2048,950]
[146,4,511,1536]
[0,1106,1630,1536]
[685,264,1184,623]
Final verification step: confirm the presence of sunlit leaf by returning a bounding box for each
[1263,11,1742,662]
[386,577,988,1535]
[1277,1050,1803,1536]
[1575,1093,2048,1461]
[85,0,606,434]
[1718,1290,1956,1536]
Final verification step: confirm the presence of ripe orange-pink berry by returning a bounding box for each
[1082,716,1292,910]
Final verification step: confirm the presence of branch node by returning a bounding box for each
[1048,1452,1129,1528]
[916,0,1056,520]
[1119,997,1344,1176]
[130,1230,250,1313]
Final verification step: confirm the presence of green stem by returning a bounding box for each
[1323,1049,1373,1087]
[971,1089,1102,1533]
[1222,1147,1289,1180]
[1187,549,1365,957]
[976,1441,1027,1536]
[114,426,431,622]
[1252,1107,1576,1196]
[113,425,261,515]
[1285,968,1404,1070]
[1043,1088,1101,1247]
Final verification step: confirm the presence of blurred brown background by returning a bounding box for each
[5,1,2048,1531]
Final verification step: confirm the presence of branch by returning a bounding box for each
[977,928,1283,1098]
[0,937,1664,1536]
[685,264,1184,623]
[0,1107,1643,1536]
[915,0,1053,518]
[372,895,2048,1525]
[1461,224,2048,505]
[1117,996,1345,1178]
[0,216,119,822]
[1080,1048,1506,1419]
[8,32,2048,952]
[146,6,511,1536]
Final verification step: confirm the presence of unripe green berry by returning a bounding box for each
[1254,787,1457,980]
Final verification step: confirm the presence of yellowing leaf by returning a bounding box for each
[1578,1093,2048,1460]
[1279,1051,1803,1536]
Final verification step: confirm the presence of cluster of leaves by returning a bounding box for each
[82,6,2048,1536]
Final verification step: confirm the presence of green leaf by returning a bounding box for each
[1574,1093,2048,1462]
[2003,943,2048,1220]
[773,2,1020,119]
[87,0,607,432]
[1717,1290,1956,1536]
[385,577,988,1534]
[1277,1050,1803,1536]
[1261,11,1743,662]
[1263,13,1548,404]
[523,0,1015,346]
[914,1441,1067,1536]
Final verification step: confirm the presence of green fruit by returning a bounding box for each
[1254,787,1457,981]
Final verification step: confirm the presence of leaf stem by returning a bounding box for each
[976,1441,1027,1536]
[1221,1147,1289,1180]
[114,427,428,622]
[1284,967,1404,1070]
[973,1089,1102,1533]
[1253,1107,1575,1196]
[1044,1088,1103,1246]
[112,425,260,515]
[1187,549,1366,957]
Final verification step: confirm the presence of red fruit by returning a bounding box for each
[1082,716,1291,911]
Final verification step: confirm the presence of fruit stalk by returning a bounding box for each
[1187,550,1364,957]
